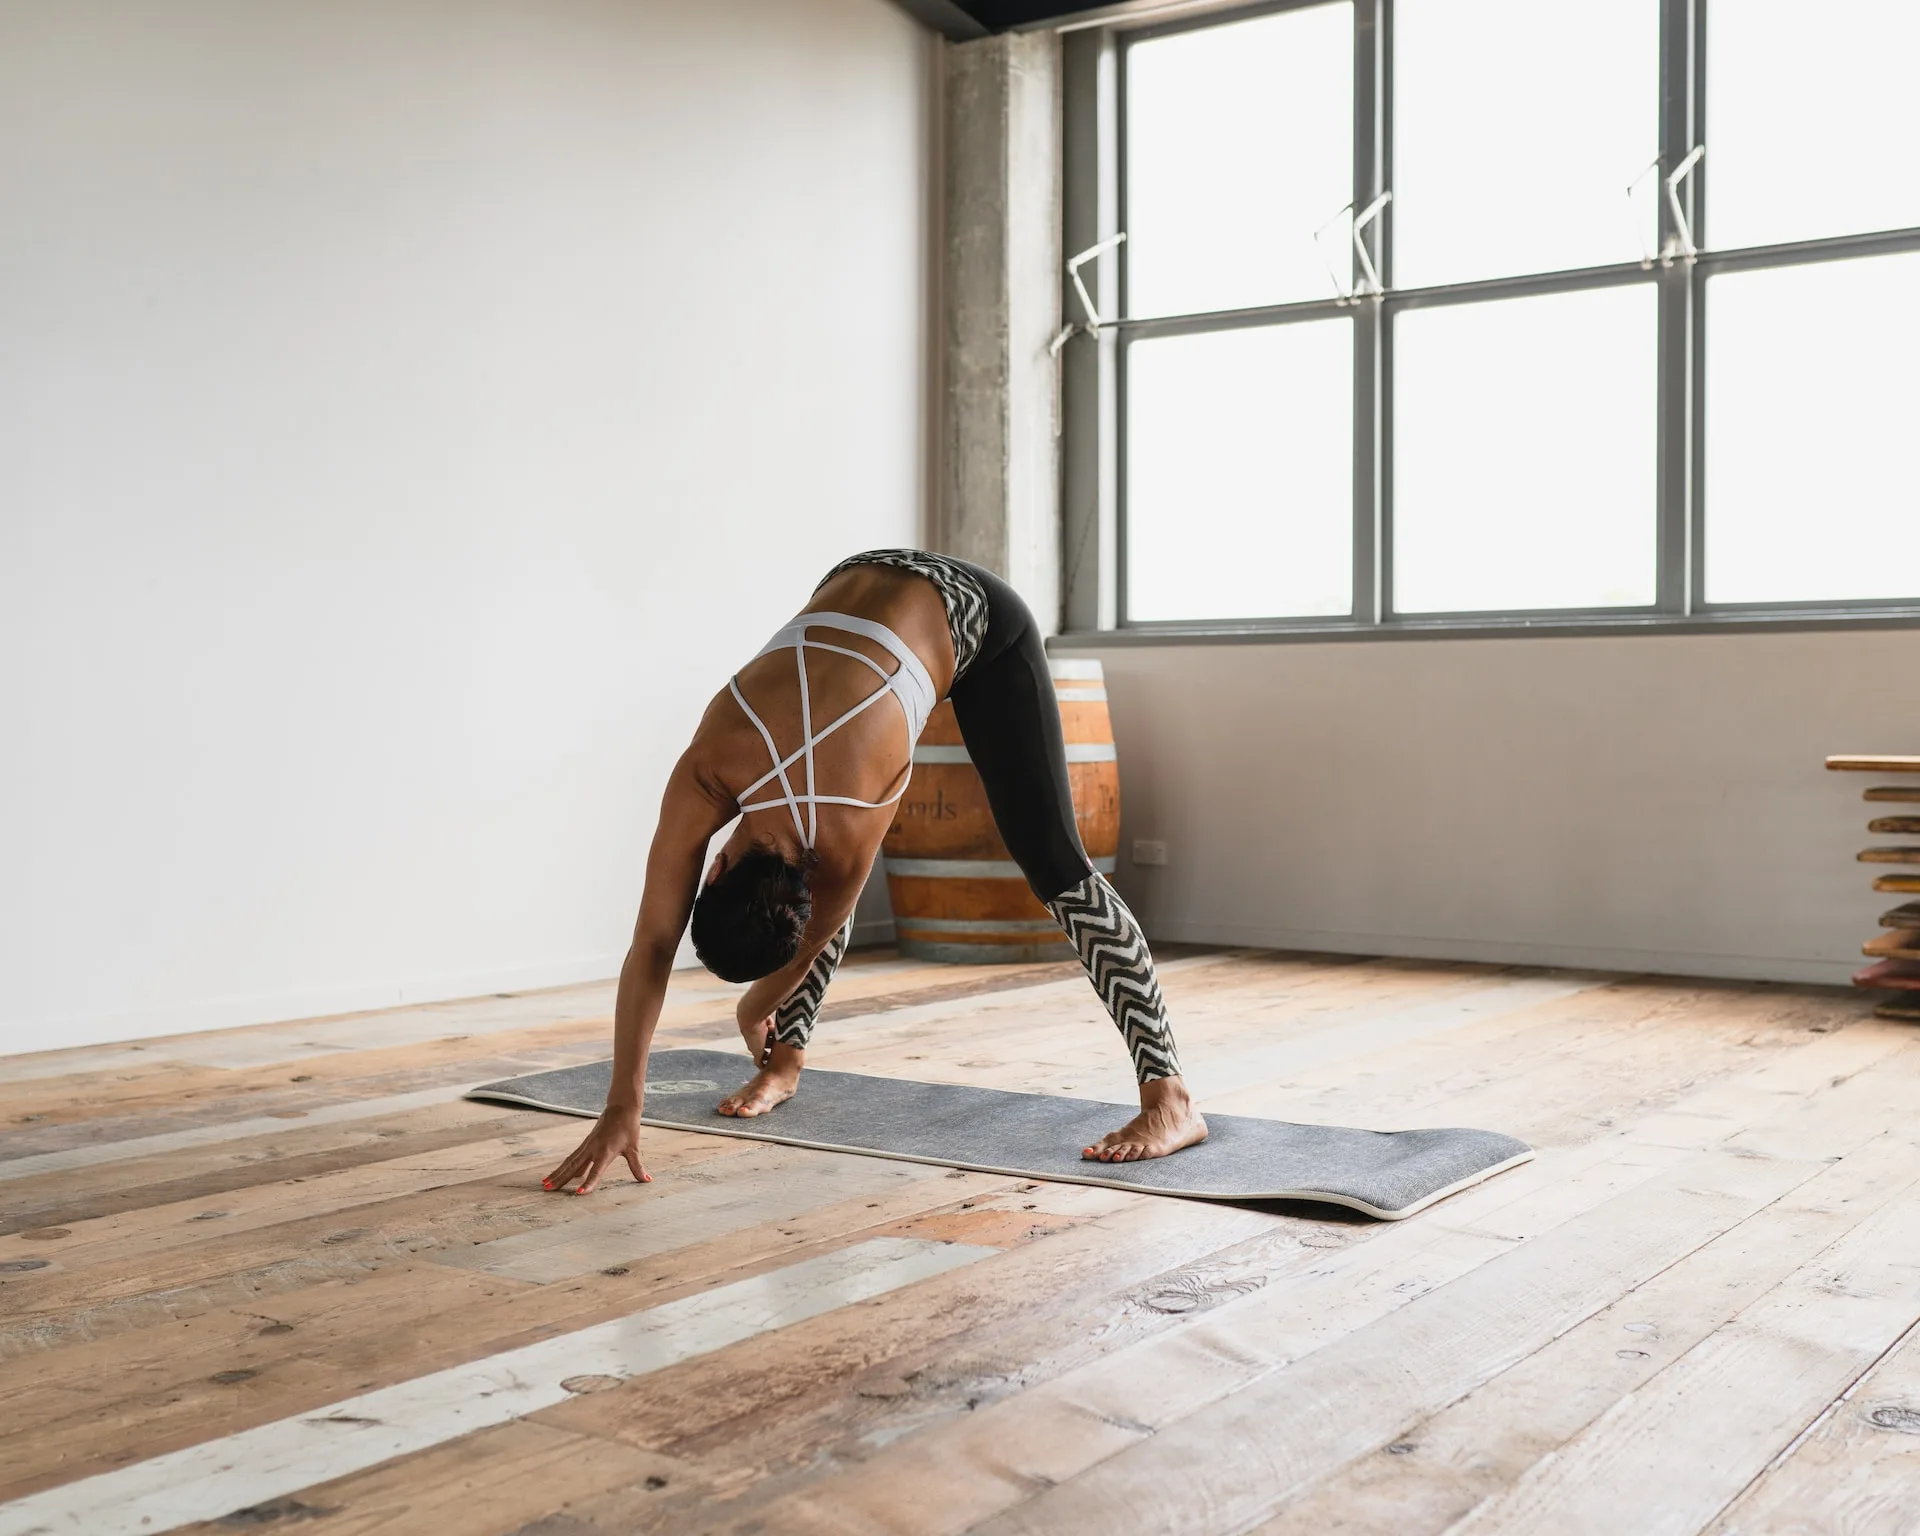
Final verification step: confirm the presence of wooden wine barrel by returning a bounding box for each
[882,658,1120,963]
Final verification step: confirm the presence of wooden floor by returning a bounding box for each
[5,947,1920,1535]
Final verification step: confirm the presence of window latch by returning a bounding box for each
[1664,144,1706,263]
[1048,232,1127,357]
[1316,192,1392,303]
[1632,146,1706,266]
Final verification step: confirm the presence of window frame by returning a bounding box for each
[1060,0,1920,641]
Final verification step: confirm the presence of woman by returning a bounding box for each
[543,549,1206,1195]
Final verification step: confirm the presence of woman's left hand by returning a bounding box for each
[543,1103,648,1195]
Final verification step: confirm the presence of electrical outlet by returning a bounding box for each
[1132,839,1168,866]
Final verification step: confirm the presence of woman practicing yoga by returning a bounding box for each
[543,549,1206,1195]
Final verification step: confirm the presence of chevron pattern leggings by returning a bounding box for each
[770,555,1184,1087]
[771,874,1180,1084]
[772,916,852,1051]
[1042,873,1180,1082]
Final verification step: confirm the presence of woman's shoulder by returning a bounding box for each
[675,694,757,793]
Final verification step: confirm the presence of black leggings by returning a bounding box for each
[945,559,1095,903]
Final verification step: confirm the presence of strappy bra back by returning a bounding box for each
[729,610,937,849]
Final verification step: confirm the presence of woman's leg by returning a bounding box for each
[1042,874,1180,1082]
[945,565,1202,1157]
[772,916,854,1052]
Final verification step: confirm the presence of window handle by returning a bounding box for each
[1316,192,1392,302]
[1663,144,1706,262]
[1048,232,1127,357]
[1631,146,1707,266]
[1351,192,1391,297]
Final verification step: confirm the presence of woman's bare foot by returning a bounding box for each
[1083,1076,1208,1162]
[718,1041,804,1118]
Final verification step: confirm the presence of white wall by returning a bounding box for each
[1,0,932,1054]
[1056,629,1920,986]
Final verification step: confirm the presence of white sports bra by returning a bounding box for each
[729,611,937,849]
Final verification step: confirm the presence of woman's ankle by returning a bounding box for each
[765,1041,807,1077]
[1139,1074,1192,1112]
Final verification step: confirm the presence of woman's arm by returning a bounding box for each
[542,761,731,1195]
[731,866,868,1049]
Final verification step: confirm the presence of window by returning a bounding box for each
[1392,0,1658,289]
[1070,0,1920,631]
[1703,253,1920,604]
[1393,285,1658,614]
[1705,1,1920,252]
[1125,4,1353,316]
[1127,321,1354,621]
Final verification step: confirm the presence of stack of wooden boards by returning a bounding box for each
[1826,753,1920,1022]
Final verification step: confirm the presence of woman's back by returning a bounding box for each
[705,563,956,861]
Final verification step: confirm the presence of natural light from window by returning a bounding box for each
[1125,2,1353,318]
[1394,284,1659,614]
[1705,252,1920,603]
[1707,0,1920,252]
[1107,0,1920,628]
[1126,322,1353,622]
[1394,0,1659,289]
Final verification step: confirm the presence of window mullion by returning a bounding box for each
[1354,0,1388,625]
[1061,27,1120,635]
[1654,0,1700,614]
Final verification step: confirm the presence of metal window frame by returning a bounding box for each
[1062,0,1920,641]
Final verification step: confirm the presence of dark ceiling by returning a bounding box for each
[894,0,1119,40]
[956,0,1116,24]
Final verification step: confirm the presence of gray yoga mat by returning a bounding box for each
[467,1049,1531,1221]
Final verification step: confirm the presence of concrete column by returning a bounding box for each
[939,32,1062,632]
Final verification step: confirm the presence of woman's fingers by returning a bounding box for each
[544,1139,594,1191]
[542,1113,652,1195]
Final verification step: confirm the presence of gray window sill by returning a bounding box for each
[1049,608,1920,649]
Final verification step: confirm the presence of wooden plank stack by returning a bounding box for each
[1825,754,1920,1021]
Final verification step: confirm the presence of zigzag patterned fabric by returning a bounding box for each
[772,915,855,1050]
[1045,873,1182,1083]
[817,549,990,680]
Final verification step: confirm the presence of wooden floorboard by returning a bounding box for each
[1446,1175,1920,1536]
[1,947,1909,1536]
[1706,1315,1920,1536]
[1250,1132,1920,1535]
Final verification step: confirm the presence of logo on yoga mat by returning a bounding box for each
[648,1079,721,1094]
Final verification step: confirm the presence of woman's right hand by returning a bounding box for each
[543,1102,649,1195]
[737,1006,776,1067]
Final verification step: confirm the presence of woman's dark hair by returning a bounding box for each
[690,847,817,982]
